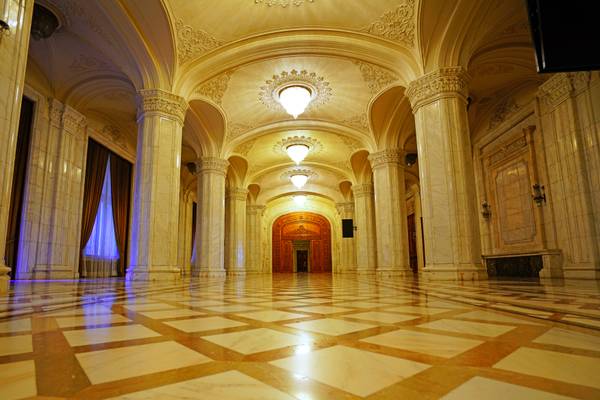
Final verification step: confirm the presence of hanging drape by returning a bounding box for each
[79,140,109,275]
[110,154,132,276]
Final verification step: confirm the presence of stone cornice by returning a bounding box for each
[352,183,374,198]
[195,157,229,176]
[62,106,87,133]
[368,149,405,169]
[405,67,470,112]
[137,89,188,125]
[538,72,591,108]
[226,187,249,201]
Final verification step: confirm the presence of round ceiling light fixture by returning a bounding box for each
[293,195,307,207]
[286,143,310,165]
[278,85,312,119]
[290,173,309,189]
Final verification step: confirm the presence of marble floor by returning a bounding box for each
[1,274,600,399]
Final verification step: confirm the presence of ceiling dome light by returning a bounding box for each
[278,85,312,119]
[286,144,309,165]
[290,173,309,189]
[293,195,307,207]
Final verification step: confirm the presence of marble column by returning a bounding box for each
[0,0,33,291]
[369,149,411,276]
[177,190,194,276]
[412,186,426,271]
[225,187,248,275]
[127,89,187,281]
[352,184,377,273]
[246,204,265,273]
[405,67,485,280]
[194,157,229,277]
[336,202,357,273]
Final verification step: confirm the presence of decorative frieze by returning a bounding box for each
[368,149,405,169]
[360,0,415,47]
[254,0,314,7]
[405,67,470,111]
[61,106,87,133]
[352,183,374,198]
[195,157,230,176]
[137,89,188,125]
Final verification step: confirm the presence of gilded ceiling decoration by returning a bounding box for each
[274,135,323,157]
[254,0,315,7]
[488,98,521,129]
[175,19,222,64]
[69,54,114,73]
[341,113,369,132]
[195,71,235,105]
[226,122,257,141]
[259,69,332,114]
[353,60,399,94]
[280,168,318,182]
[359,0,415,47]
[234,138,258,156]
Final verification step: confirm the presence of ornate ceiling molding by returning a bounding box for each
[341,113,369,132]
[227,122,256,141]
[488,98,520,130]
[360,0,415,47]
[69,54,115,74]
[280,167,319,182]
[195,71,235,105]
[233,138,258,156]
[254,0,315,7]
[273,135,323,157]
[260,69,332,113]
[353,61,398,94]
[176,19,223,64]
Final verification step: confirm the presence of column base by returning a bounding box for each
[126,268,181,281]
[356,268,376,275]
[195,269,227,278]
[227,269,246,276]
[0,265,11,293]
[422,265,487,281]
[376,268,414,278]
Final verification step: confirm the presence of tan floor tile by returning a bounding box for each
[362,329,484,357]
[253,301,303,308]
[286,318,376,336]
[227,297,268,303]
[107,370,296,399]
[55,314,131,328]
[289,305,353,314]
[44,304,113,316]
[344,311,418,324]
[418,319,516,337]
[271,345,430,397]
[63,324,161,346]
[77,341,211,384]
[441,376,575,399]
[385,305,454,315]
[124,303,180,312]
[493,305,554,317]
[235,310,310,322]
[0,334,32,356]
[533,328,600,351]
[296,298,334,304]
[177,300,226,307]
[454,310,542,325]
[0,318,31,333]
[137,309,205,319]
[203,328,309,354]
[202,304,261,313]
[0,360,36,400]
[164,316,247,333]
[336,301,387,308]
[495,347,600,389]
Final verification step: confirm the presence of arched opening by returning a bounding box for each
[272,212,332,273]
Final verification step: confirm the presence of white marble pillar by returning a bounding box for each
[369,149,411,276]
[0,0,33,291]
[405,67,485,280]
[412,186,426,271]
[194,157,229,277]
[225,187,248,275]
[177,190,194,276]
[246,204,265,273]
[352,184,377,273]
[127,89,187,281]
[336,202,357,273]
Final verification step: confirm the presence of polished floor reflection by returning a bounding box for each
[1,274,600,399]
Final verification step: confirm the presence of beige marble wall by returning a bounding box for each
[352,184,377,273]
[194,157,229,277]
[537,72,600,278]
[369,149,411,276]
[0,0,32,291]
[224,187,248,274]
[335,202,357,273]
[246,204,266,273]
[127,89,187,281]
[406,67,485,281]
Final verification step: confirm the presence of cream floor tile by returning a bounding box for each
[0,360,36,400]
[44,304,114,316]
[123,303,180,312]
[385,305,454,315]
[271,345,430,397]
[0,334,32,356]
[76,341,211,384]
[63,324,161,346]
[55,314,131,328]
[137,309,206,319]
[295,298,334,304]
[454,310,543,325]
[361,329,484,358]
[108,370,296,400]
[235,310,310,322]
[203,328,309,354]
[337,301,387,308]
[494,347,600,389]
[286,318,376,336]
[441,376,574,400]
[0,318,31,333]
[254,301,303,308]
[202,304,261,313]
[227,297,268,303]
[533,328,600,351]
[289,305,353,314]
[344,311,419,324]
[418,319,516,337]
[164,316,247,333]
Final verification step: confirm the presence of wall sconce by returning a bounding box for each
[481,201,492,219]
[532,183,546,206]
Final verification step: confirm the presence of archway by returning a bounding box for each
[272,212,332,273]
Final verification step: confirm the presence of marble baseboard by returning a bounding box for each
[562,267,600,280]
[126,269,181,281]
[422,266,487,281]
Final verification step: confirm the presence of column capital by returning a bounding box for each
[247,204,266,215]
[62,105,87,134]
[352,183,374,198]
[538,72,591,108]
[137,89,188,125]
[195,157,229,176]
[368,149,405,169]
[226,187,248,201]
[405,67,470,111]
